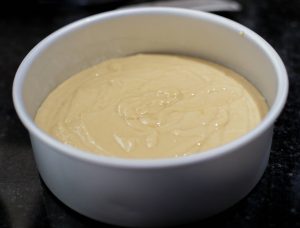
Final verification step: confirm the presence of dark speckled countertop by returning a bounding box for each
[1,0,300,227]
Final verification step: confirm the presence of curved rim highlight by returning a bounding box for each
[12,7,288,169]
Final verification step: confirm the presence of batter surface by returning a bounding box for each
[35,54,268,158]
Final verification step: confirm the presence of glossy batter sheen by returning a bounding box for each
[35,54,268,159]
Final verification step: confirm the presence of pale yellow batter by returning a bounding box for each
[35,54,268,159]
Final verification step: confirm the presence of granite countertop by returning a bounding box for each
[0,0,299,227]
